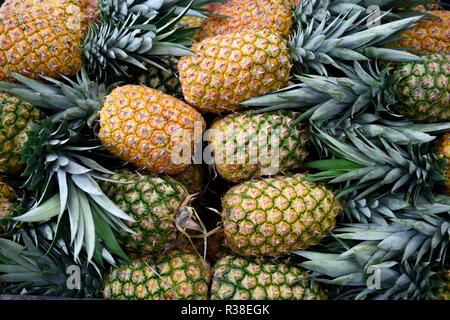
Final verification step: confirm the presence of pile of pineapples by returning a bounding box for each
[0,0,449,300]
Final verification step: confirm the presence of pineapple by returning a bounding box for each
[0,73,207,176]
[208,111,309,182]
[0,0,99,25]
[179,16,422,113]
[437,132,450,194]
[179,29,291,113]
[0,0,194,81]
[102,250,211,300]
[0,92,42,174]
[171,165,205,194]
[394,54,450,122]
[0,179,15,233]
[221,174,341,257]
[394,10,449,53]
[210,255,326,300]
[136,56,183,97]
[99,171,193,254]
[99,85,206,175]
[195,0,294,41]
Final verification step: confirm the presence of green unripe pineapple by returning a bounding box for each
[0,92,42,174]
[221,174,341,257]
[211,255,326,300]
[209,111,309,182]
[395,54,450,122]
[99,171,190,254]
[102,250,211,300]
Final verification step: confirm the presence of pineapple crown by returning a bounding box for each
[311,113,450,155]
[0,234,103,298]
[243,61,414,125]
[0,70,111,128]
[337,202,450,265]
[295,0,431,25]
[296,193,450,299]
[297,248,436,300]
[15,119,132,263]
[288,7,421,75]
[305,127,447,204]
[100,0,215,23]
[81,0,201,81]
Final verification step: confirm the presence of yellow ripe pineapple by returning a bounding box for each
[0,0,99,25]
[0,10,86,82]
[0,0,194,81]
[0,71,207,176]
[178,29,291,113]
[195,0,294,41]
[221,174,341,257]
[99,85,206,175]
[394,10,450,53]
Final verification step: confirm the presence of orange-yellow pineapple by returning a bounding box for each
[0,9,86,81]
[0,0,98,25]
[395,10,450,53]
[195,0,294,41]
[99,85,206,175]
[178,29,291,113]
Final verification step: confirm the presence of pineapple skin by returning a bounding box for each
[209,111,309,182]
[99,171,189,254]
[170,165,204,194]
[195,0,294,41]
[222,174,341,257]
[395,54,450,123]
[102,250,211,300]
[437,132,450,194]
[395,10,449,53]
[0,9,85,81]
[211,255,327,300]
[98,85,206,175]
[178,29,291,114]
[0,93,42,174]
[0,179,16,233]
[0,0,99,25]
